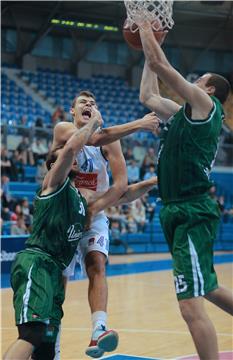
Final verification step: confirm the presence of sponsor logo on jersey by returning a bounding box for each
[67,224,83,242]
[75,172,98,191]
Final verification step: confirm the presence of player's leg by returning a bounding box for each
[173,199,222,359]
[178,297,218,360]
[160,201,220,359]
[32,259,65,360]
[81,214,118,358]
[4,251,54,359]
[4,323,46,360]
[205,286,233,315]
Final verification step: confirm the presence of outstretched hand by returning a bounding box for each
[136,19,168,46]
[140,112,161,135]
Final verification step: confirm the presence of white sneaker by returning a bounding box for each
[85,325,119,358]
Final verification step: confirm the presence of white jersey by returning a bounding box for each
[74,145,109,193]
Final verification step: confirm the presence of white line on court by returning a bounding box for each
[1,326,231,337]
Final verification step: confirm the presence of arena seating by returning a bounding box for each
[1,72,51,125]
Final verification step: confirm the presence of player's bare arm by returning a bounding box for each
[89,112,160,146]
[42,111,101,195]
[86,140,128,227]
[139,22,213,120]
[140,61,181,121]
[115,176,157,206]
[51,121,77,151]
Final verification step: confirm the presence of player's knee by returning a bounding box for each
[17,322,46,348]
[85,252,106,278]
[179,298,205,324]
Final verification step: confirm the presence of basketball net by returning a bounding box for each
[124,1,174,32]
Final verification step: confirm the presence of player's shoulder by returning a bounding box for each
[54,121,75,132]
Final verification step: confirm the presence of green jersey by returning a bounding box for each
[158,96,224,204]
[25,178,87,269]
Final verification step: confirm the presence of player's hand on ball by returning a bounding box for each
[140,112,160,134]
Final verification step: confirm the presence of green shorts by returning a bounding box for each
[11,249,64,340]
[160,195,220,300]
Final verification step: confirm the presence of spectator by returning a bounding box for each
[143,164,158,196]
[11,214,28,235]
[31,138,49,164]
[141,193,156,222]
[1,147,16,179]
[11,150,25,181]
[131,199,147,232]
[105,206,126,226]
[127,159,140,184]
[10,204,23,221]
[35,117,45,138]
[140,147,157,179]
[126,214,138,233]
[17,136,34,165]
[18,115,29,136]
[110,220,130,253]
[1,175,11,203]
[21,197,33,228]
[51,106,67,126]
[124,148,135,163]
[143,164,157,180]
[36,159,47,185]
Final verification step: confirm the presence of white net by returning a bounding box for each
[124,1,174,32]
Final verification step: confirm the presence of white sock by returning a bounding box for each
[91,311,107,330]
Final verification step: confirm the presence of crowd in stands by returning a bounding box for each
[1,174,33,235]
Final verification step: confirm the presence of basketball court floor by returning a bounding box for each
[1,253,233,359]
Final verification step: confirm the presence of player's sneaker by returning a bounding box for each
[85,325,119,358]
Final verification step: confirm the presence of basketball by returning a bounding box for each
[123,19,166,51]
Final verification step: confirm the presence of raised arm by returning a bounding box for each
[52,113,160,149]
[139,22,213,119]
[115,176,157,206]
[140,61,180,121]
[88,112,160,146]
[42,112,101,193]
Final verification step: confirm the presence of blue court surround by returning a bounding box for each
[1,253,232,288]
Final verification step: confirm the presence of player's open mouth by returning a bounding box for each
[82,109,91,120]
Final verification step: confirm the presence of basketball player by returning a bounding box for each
[50,90,160,359]
[3,110,102,360]
[139,20,233,359]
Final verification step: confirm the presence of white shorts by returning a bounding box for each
[63,212,109,277]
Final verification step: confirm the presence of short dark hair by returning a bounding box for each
[206,73,231,104]
[71,90,96,108]
[45,147,62,170]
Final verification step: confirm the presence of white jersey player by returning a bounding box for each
[50,90,159,359]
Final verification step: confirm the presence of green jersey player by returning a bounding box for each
[3,110,102,360]
[139,21,233,360]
